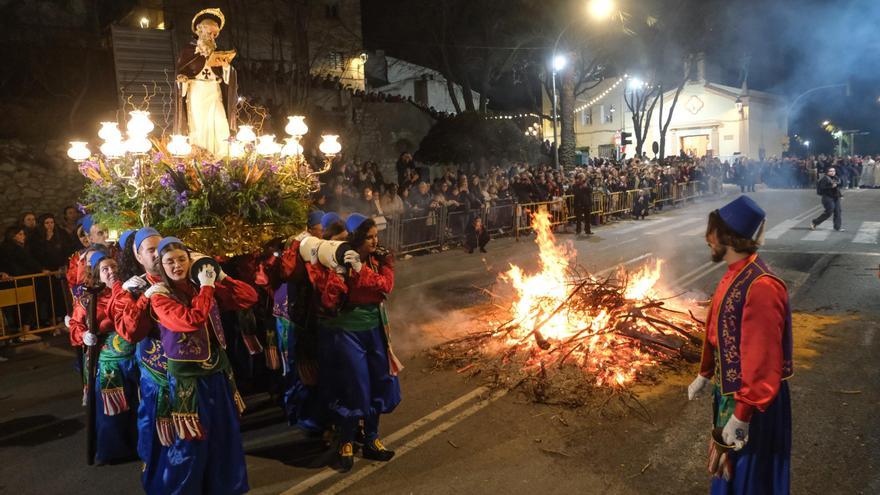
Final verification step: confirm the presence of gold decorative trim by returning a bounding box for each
[191,8,225,33]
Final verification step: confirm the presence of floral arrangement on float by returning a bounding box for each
[68,111,342,256]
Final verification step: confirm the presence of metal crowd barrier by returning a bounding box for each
[0,271,68,342]
[377,179,721,255]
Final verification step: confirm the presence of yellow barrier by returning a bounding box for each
[0,271,67,342]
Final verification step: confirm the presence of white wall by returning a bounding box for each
[542,79,788,161]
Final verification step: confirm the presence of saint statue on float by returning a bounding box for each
[175,8,238,157]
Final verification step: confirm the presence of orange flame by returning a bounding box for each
[499,211,673,387]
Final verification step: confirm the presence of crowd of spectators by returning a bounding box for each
[0,207,84,343]
[319,153,723,218]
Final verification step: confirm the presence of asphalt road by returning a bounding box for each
[1,185,878,495]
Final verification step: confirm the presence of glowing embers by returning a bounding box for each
[438,211,701,391]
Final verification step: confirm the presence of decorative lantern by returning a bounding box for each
[236,125,257,143]
[67,141,91,162]
[255,135,281,155]
[318,135,342,157]
[166,134,192,157]
[126,110,154,137]
[100,139,126,158]
[280,137,304,158]
[285,116,308,137]
[98,122,123,142]
[125,136,153,154]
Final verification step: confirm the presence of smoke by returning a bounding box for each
[718,0,880,123]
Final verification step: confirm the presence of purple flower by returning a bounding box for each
[76,203,87,214]
[176,163,186,173]
[201,161,221,178]
[175,191,189,206]
[152,152,165,164]
[231,181,241,191]
[159,173,173,188]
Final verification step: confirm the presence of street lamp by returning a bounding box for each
[822,120,830,127]
[803,140,810,148]
[548,0,617,171]
[550,54,567,171]
[587,0,615,20]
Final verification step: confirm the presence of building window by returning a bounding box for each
[580,107,592,126]
[327,51,345,71]
[601,105,613,124]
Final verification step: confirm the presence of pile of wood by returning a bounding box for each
[428,267,704,405]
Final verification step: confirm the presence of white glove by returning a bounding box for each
[687,375,712,400]
[198,265,217,287]
[64,315,71,328]
[122,275,148,292]
[722,414,750,451]
[83,332,98,347]
[217,268,227,282]
[344,250,363,273]
[144,284,169,299]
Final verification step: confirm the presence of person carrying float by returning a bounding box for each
[267,210,325,432]
[106,227,174,494]
[310,213,402,473]
[69,251,140,464]
[149,236,257,495]
[687,195,792,494]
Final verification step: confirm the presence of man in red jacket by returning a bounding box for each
[688,195,792,494]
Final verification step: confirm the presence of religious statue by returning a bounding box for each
[175,8,238,157]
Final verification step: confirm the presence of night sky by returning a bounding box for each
[363,0,880,154]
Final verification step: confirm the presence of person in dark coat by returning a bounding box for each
[571,173,593,235]
[810,166,844,231]
[464,217,490,254]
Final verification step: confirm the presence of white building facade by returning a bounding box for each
[543,74,789,163]
[365,51,480,115]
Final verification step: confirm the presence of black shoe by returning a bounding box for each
[479,247,487,253]
[336,442,354,473]
[809,222,816,231]
[362,438,395,462]
[466,248,474,254]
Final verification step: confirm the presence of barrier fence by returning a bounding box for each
[0,271,68,342]
[373,180,719,255]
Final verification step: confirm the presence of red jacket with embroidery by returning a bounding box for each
[150,277,258,333]
[700,254,788,422]
[107,274,162,344]
[311,253,394,310]
[69,288,115,347]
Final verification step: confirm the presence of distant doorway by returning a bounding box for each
[680,134,709,157]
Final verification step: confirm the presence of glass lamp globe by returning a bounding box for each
[255,135,281,155]
[228,140,246,159]
[166,134,192,157]
[285,116,308,137]
[318,135,342,156]
[67,141,91,162]
[236,125,257,143]
[100,140,125,158]
[280,137,304,158]
[125,136,152,154]
[98,122,123,142]
[126,111,154,137]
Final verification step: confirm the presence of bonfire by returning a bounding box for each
[430,212,703,406]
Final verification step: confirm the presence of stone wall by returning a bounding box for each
[345,100,436,180]
[0,140,86,228]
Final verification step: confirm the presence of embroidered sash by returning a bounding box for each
[714,256,794,395]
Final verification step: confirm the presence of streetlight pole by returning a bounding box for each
[548,0,615,171]
[551,60,563,171]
